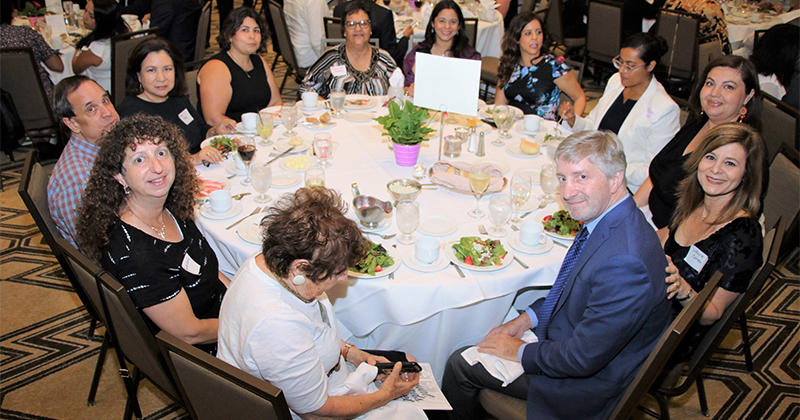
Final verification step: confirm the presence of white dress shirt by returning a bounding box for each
[284,0,329,68]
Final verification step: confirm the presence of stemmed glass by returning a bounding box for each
[467,165,490,218]
[510,173,532,224]
[487,194,512,237]
[330,89,346,118]
[237,136,256,186]
[396,201,420,245]
[257,111,274,146]
[540,164,558,204]
[281,105,299,136]
[313,133,332,168]
[251,164,272,203]
[304,167,326,187]
[492,106,514,145]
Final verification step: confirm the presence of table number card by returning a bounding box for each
[413,53,480,116]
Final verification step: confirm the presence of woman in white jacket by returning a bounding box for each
[558,33,680,193]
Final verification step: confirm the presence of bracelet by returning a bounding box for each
[676,289,694,302]
[341,342,354,362]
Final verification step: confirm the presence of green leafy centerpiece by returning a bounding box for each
[375,100,435,166]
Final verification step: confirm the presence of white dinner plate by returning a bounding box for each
[197,176,231,198]
[199,200,243,220]
[279,156,315,172]
[300,121,337,130]
[201,134,246,151]
[514,168,541,186]
[533,209,577,242]
[224,160,247,175]
[236,213,266,245]
[344,111,376,122]
[348,244,402,278]
[506,140,540,158]
[344,95,378,110]
[418,214,458,237]
[402,249,450,272]
[275,137,311,153]
[479,104,523,120]
[508,231,554,255]
[445,239,515,272]
[271,171,302,188]
[473,158,511,174]
[235,122,258,135]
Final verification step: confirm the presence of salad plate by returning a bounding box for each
[534,209,579,242]
[418,214,458,237]
[479,104,523,121]
[445,237,514,272]
[201,134,243,152]
[403,249,449,272]
[271,171,302,188]
[275,137,312,153]
[348,242,402,278]
[344,95,378,110]
[197,176,230,197]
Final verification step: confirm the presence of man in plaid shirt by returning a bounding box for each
[48,76,119,247]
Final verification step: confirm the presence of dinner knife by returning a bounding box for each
[450,262,466,278]
[513,256,529,269]
[226,206,262,230]
[266,146,295,165]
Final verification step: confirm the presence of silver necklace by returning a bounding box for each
[130,210,166,240]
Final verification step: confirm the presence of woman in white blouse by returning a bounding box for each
[72,0,129,92]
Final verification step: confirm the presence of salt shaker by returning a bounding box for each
[467,127,478,154]
[476,132,486,157]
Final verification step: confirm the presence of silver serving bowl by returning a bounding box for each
[353,195,392,228]
[386,178,422,203]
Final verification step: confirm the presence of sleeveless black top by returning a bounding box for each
[197,51,272,122]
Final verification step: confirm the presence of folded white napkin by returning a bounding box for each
[460,330,538,387]
[389,68,405,88]
[329,362,379,396]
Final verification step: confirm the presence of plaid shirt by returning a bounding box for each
[48,135,99,248]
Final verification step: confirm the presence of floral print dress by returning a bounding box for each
[503,54,570,120]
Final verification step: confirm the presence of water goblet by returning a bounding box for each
[540,164,559,204]
[487,194,512,237]
[237,136,256,186]
[467,164,490,218]
[251,164,272,203]
[510,173,532,224]
[492,106,514,145]
[396,201,420,245]
[313,133,332,168]
[304,166,326,187]
[330,89,346,118]
[257,112,274,146]
[281,105,299,136]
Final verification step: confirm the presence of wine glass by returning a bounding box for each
[330,89,346,118]
[540,164,559,204]
[396,201,420,245]
[251,164,272,203]
[281,105,299,136]
[257,111,274,146]
[313,133,332,168]
[487,194,512,237]
[510,173,532,224]
[467,165,490,218]
[237,136,256,186]
[492,106,514,145]
[304,167,325,187]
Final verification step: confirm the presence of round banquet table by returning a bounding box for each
[194,99,569,382]
[725,8,800,56]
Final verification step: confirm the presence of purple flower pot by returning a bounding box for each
[393,143,421,166]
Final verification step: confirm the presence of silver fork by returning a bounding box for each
[363,231,397,240]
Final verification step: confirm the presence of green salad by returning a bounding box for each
[542,210,583,237]
[209,136,237,153]
[350,241,394,276]
[452,237,507,267]
[543,133,565,143]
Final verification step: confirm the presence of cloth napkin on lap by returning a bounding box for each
[430,161,505,193]
[460,330,538,387]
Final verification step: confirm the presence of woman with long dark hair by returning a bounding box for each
[73,0,129,92]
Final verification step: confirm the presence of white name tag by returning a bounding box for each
[181,253,201,276]
[330,64,347,77]
[684,245,708,273]
[178,108,194,125]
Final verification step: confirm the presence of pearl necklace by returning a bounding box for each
[130,210,166,240]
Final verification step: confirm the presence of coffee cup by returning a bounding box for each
[524,115,541,132]
[208,190,232,214]
[241,112,259,131]
[301,91,319,108]
[415,237,440,264]
[519,221,546,248]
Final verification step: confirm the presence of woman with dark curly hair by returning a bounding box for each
[402,1,480,96]
[73,0,129,93]
[494,12,585,120]
[218,187,426,420]
[197,7,281,127]
[78,113,228,354]
[118,38,236,166]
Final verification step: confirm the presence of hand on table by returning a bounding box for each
[477,333,525,362]
[195,146,224,165]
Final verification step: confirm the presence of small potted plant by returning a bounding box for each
[17,2,54,29]
[375,100,435,166]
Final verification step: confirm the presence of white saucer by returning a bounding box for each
[514,122,541,136]
[271,171,302,188]
[402,249,449,272]
[225,160,247,175]
[300,121,336,130]
[199,201,243,220]
[506,141,539,158]
[356,216,393,232]
[508,231,553,254]
[298,101,325,112]
[235,122,258,135]
[344,111,376,122]
[275,137,312,153]
[418,214,458,237]
[236,213,265,245]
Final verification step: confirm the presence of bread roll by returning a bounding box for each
[520,139,540,155]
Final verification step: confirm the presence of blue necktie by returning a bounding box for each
[536,228,590,340]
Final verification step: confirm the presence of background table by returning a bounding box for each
[726,8,800,56]
[403,10,505,58]
[195,101,567,381]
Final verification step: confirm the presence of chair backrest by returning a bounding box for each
[156,331,293,420]
[761,93,800,163]
[545,0,565,45]
[585,0,624,65]
[56,238,109,329]
[463,17,479,49]
[268,1,301,71]
[193,0,212,64]
[696,34,722,83]
[95,271,182,403]
[111,28,160,106]
[608,271,723,420]
[654,8,700,80]
[520,0,538,14]
[763,144,799,246]
[0,47,58,132]
[324,16,343,39]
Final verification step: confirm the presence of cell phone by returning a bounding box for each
[375,361,422,373]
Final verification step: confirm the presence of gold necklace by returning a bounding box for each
[130,210,166,240]
[273,276,314,304]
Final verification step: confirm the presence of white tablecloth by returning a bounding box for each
[194,101,567,381]
[725,8,800,56]
[404,10,505,58]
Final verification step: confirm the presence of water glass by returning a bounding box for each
[257,111,274,146]
[251,164,272,203]
[487,194,512,237]
[330,89,346,118]
[540,164,558,204]
[396,201,420,245]
[313,133,332,168]
[304,167,325,187]
[281,105,299,136]
[510,173,532,224]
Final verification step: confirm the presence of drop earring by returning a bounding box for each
[738,106,747,122]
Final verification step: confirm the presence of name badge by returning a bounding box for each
[330,64,347,77]
[684,245,708,273]
[178,108,194,125]
[181,253,201,276]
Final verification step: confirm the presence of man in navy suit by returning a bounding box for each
[442,130,672,420]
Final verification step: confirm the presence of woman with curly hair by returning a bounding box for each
[494,12,585,120]
[78,113,228,354]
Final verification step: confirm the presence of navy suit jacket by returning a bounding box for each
[521,196,671,420]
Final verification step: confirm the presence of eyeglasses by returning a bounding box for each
[612,56,645,72]
[344,20,371,28]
